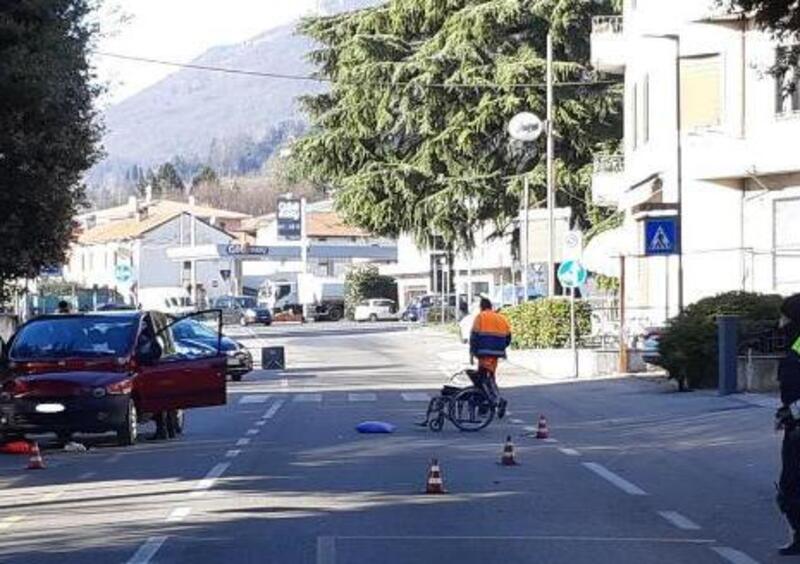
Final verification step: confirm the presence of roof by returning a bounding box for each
[81,199,249,223]
[78,212,180,245]
[307,212,367,238]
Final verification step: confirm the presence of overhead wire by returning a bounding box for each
[93,51,621,90]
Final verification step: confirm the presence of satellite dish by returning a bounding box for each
[508,112,543,142]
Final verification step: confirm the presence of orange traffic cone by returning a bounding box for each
[500,435,518,466]
[425,458,446,494]
[535,414,550,440]
[27,442,44,470]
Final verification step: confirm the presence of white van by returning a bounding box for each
[137,287,195,315]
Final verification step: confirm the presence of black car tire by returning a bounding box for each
[369,313,378,322]
[116,399,138,447]
[329,308,343,322]
[232,373,243,382]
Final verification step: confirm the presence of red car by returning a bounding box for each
[0,310,226,446]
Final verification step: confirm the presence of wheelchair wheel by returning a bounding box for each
[449,387,494,432]
[429,412,445,432]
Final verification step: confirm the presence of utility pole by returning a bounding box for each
[522,175,530,302]
[546,33,556,298]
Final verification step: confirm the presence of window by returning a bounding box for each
[680,55,723,129]
[642,74,650,143]
[775,48,800,114]
[632,83,638,149]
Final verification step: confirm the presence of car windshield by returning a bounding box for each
[235,297,257,308]
[9,316,138,360]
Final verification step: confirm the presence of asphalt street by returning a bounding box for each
[0,321,790,564]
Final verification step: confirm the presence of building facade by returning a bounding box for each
[591,0,800,327]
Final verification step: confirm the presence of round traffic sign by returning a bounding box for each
[557,260,587,289]
[114,264,132,284]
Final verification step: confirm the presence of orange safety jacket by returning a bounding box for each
[470,310,512,359]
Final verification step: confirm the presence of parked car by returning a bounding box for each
[402,294,468,322]
[0,310,226,446]
[639,327,664,364]
[171,318,253,381]
[354,299,399,322]
[212,296,272,326]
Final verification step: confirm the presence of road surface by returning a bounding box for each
[0,322,787,563]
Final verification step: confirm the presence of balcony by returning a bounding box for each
[590,16,626,74]
[592,153,625,207]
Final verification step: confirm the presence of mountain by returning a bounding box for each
[90,0,381,192]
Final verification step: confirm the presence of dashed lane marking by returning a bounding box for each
[263,400,286,419]
[126,536,168,564]
[246,429,260,436]
[348,393,377,402]
[255,420,267,426]
[239,395,271,404]
[190,462,230,497]
[293,394,323,403]
[558,448,581,457]
[236,438,251,447]
[582,462,648,496]
[165,507,191,523]
[711,546,762,564]
[225,449,241,458]
[658,511,701,531]
[0,516,24,531]
[401,392,431,402]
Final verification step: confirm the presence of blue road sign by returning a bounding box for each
[115,264,133,284]
[557,260,588,289]
[644,218,679,256]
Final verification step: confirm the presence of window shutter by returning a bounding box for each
[680,55,722,129]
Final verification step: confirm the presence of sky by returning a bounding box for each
[94,0,320,105]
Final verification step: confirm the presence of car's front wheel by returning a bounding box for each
[116,399,138,446]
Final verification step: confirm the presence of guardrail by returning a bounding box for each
[593,153,625,175]
[592,16,624,35]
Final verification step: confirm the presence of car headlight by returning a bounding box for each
[226,349,238,358]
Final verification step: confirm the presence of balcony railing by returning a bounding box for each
[593,153,625,175]
[591,16,624,35]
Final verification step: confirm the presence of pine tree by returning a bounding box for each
[292,0,622,250]
[0,0,102,298]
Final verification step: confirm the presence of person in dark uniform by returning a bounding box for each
[776,294,800,555]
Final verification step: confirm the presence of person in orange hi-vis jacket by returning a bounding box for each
[469,297,511,419]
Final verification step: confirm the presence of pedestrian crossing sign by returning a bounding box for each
[644,218,679,256]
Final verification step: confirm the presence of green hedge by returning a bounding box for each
[653,291,782,390]
[502,298,591,349]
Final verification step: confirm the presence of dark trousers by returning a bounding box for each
[474,367,500,403]
[780,425,800,532]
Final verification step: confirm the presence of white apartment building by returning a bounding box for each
[590,0,800,326]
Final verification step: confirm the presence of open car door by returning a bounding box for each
[135,310,227,414]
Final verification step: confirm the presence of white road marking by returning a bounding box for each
[510,418,524,424]
[348,393,377,402]
[40,491,63,502]
[317,536,336,564]
[255,420,267,426]
[78,471,96,480]
[165,507,192,523]
[225,449,241,458]
[191,462,230,496]
[329,534,715,544]
[543,438,558,443]
[235,438,250,447]
[263,399,286,419]
[711,546,762,564]
[558,448,581,457]
[281,378,289,388]
[658,511,701,531]
[246,429,260,436]
[294,393,323,402]
[582,462,647,496]
[401,392,431,402]
[239,394,271,404]
[0,516,24,530]
[125,536,168,564]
